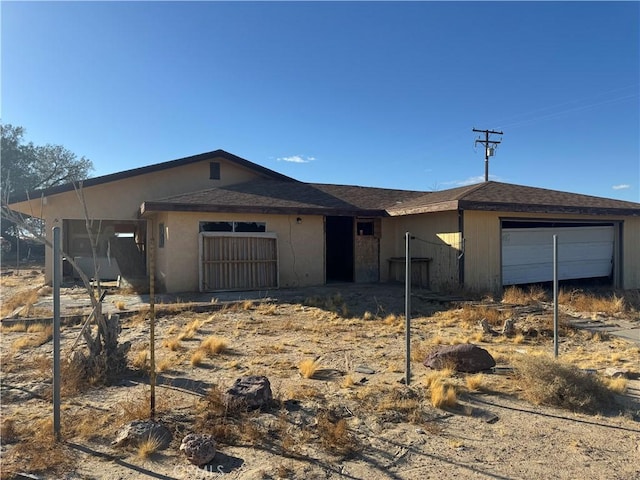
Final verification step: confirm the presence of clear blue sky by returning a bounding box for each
[2,1,639,201]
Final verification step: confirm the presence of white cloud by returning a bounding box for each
[277,155,315,164]
[612,184,631,190]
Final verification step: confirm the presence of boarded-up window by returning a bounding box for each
[200,233,278,291]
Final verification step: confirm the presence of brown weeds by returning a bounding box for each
[513,354,615,414]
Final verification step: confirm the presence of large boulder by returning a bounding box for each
[225,375,273,410]
[112,420,172,449]
[423,344,496,373]
[180,433,217,466]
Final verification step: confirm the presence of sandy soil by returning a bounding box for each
[1,269,639,480]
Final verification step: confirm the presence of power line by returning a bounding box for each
[472,128,503,182]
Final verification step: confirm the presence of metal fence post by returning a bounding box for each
[405,232,411,385]
[52,226,61,441]
[553,234,559,358]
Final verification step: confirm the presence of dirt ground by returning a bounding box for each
[1,267,639,480]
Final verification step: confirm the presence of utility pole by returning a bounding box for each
[473,128,503,182]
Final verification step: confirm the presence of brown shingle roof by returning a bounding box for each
[141,179,425,216]
[142,179,640,217]
[386,181,640,216]
[8,149,294,204]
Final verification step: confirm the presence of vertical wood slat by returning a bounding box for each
[201,234,278,291]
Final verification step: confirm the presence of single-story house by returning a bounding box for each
[7,149,640,293]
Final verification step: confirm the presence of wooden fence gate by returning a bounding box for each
[200,233,278,291]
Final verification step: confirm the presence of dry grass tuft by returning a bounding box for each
[257,303,278,315]
[430,381,457,408]
[559,289,627,315]
[241,300,254,310]
[201,336,228,356]
[1,287,41,317]
[604,376,627,394]
[459,305,507,328]
[502,285,548,305]
[162,336,182,351]
[190,348,206,367]
[132,349,149,371]
[2,322,27,332]
[156,356,175,373]
[513,355,615,414]
[137,434,165,460]
[341,374,355,389]
[12,324,53,350]
[465,373,485,392]
[383,313,399,325]
[299,358,320,379]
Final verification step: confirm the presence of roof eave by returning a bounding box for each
[386,200,460,216]
[458,200,640,217]
[140,201,387,218]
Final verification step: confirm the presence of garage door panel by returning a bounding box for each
[200,233,278,291]
[502,226,614,286]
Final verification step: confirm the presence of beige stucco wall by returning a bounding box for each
[463,210,640,291]
[381,211,460,288]
[9,157,269,284]
[157,212,325,293]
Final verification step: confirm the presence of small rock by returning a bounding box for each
[604,367,629,378]
[112,420,172,449]
[355,365,375,374]
[423,344,496,373]
[180,433,216,466]
[225,375,273,410]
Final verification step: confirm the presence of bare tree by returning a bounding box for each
[1,182,129,384]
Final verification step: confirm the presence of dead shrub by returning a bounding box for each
[119,392,153,421]
[502,285,548,305]
[459,305,506,328]
[513,355,615,414]
[0,418,76,478]
[1,287,41,317]
[1,418,19,444]
[559,289,627,315]
[316,410,358,456]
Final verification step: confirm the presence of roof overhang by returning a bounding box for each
[457,200,640,217]
[139,201,387,218]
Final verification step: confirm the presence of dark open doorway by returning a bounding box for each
[325,216,354,282]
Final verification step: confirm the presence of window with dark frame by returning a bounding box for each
[209,162,221,180]
[357,220,374,236]
[199,221,266,233]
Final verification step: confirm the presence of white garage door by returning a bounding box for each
[502,225,614,286]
